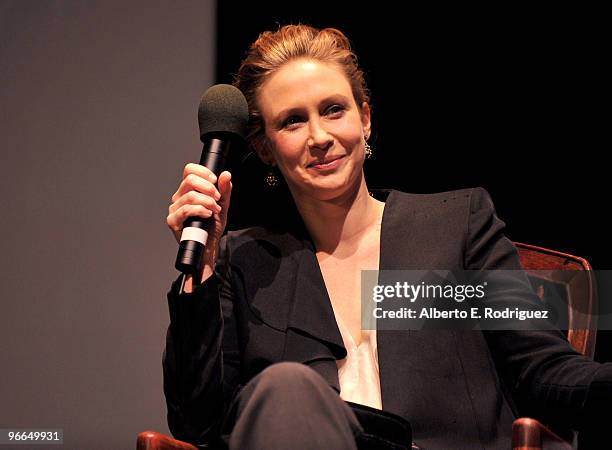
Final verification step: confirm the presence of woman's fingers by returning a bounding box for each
[217,171,232,208]
[169,190,222,215]
[166,164,232,244]
[182,162,217,184]
[172,173,220,203]
[167,204,213,233]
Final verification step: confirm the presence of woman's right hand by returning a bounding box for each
[167,163,232,286]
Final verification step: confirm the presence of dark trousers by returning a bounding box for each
[217,362,412,450]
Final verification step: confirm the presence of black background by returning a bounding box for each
[216,3,611,364]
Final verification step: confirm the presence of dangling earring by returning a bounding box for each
[265,166,279,188]
[364,141,373,159]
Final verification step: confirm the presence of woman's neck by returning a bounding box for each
[290,176,385,254]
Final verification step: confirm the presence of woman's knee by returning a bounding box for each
[256,362,324,390]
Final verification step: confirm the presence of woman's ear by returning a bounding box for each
[361,102,371,139]
[255,141,276,166]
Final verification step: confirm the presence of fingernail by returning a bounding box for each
[214,191,221,200]
[209,173,217,183]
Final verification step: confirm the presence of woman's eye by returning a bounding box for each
[326,104,345,116]
[282,115,303,128]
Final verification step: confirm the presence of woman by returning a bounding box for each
[164,25,609,449]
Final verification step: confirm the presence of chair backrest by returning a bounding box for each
[514,242,597,358]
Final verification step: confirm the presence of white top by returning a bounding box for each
[333,311,383,410]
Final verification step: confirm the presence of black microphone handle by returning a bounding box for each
[174,137,231,275]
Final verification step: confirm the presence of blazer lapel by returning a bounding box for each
[376,190,465,421]
[232,225,346,392]
[376,189,410,414]
[285,238,347,357]
[267,231,346,392]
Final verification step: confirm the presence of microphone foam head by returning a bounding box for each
[198,84,249,141]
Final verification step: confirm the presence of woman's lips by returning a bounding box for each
[308,155,345,170]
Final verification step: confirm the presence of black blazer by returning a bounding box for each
[163,187,611,449]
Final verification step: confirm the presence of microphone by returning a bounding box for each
[175,84,248,275]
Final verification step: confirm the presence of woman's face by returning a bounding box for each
[257,58,371,201]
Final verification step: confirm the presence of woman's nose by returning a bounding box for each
[307,119,333,149]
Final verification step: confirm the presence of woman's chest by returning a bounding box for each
[316,239,380,346]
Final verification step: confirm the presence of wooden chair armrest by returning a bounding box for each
[512,418,573,450]
[137,431,199,450]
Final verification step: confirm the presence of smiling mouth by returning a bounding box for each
[308,155,345,168]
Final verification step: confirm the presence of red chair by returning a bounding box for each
[512,242,597,450]
[136,431,197,450]
[138,243,597,450]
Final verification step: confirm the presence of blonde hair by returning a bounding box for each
[233,24,370,156]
